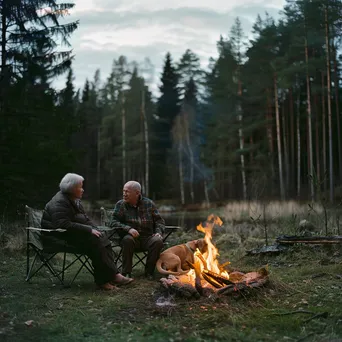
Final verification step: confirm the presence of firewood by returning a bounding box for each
[217,277,268,295]
[202,272,224,288]
[195,252,208,269]
[202,269,234,285]
[219,261,231,273]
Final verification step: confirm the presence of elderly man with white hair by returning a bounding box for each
[110,181,165,280]
[41,173,133,291]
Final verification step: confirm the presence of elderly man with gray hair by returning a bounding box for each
[41,173,133,291]
[110,181,165,280]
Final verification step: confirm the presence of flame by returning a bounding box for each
[183,214,230,286]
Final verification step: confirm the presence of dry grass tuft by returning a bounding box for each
[222,200,323,222]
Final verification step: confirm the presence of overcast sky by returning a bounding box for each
[56,0,286,94]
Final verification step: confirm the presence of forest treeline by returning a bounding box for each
[0,0,341,217]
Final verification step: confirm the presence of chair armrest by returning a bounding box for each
[26,227,67,233]
[165,226,181,231]
[97,225,112,231]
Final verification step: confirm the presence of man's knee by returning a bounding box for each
[150,236,164,250]
[121,234,135,247]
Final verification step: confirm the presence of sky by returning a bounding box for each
[56,0,287,94]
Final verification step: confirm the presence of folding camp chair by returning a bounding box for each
[100,207,180,273]
[25,205,94,286]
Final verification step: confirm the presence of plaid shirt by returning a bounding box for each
[110,196,165,238]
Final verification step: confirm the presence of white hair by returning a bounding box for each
[124,181,141,192]
[59,173,84,193]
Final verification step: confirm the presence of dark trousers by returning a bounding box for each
[43,232,118,285]
[121,235,163,275]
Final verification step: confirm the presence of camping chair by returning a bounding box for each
[100,207,180,272]
[25,205,94,286]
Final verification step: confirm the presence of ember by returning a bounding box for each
[160,215,269,297]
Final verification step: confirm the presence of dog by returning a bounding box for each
[156,238,208,276]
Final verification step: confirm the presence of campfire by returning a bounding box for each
[160,215,269,297]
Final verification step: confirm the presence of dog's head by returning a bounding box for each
[194,238,208,253]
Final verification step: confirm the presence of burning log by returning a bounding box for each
[202,272,224,288]
[217,268,269,295]
[202,269,234,286]
[217,278,268,295]
[195,252,208,270]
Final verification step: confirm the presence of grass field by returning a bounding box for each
[1,232,342,341]
[1,202,342,341]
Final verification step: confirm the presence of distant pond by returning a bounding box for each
[161,211,210,231]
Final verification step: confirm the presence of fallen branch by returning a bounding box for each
[303,312,328,323]
[270,310,317,316]
[276,235,342,245]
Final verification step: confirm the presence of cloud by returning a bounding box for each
[55,0,285,93]
[91,0,284,13]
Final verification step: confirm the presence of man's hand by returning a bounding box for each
[128,228,140,238]
[91,229,102,238]
[153,233,162,239]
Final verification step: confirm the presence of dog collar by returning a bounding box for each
[185,242,196,253]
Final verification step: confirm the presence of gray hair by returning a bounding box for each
[59,173,84,193]
[124,181,141,192]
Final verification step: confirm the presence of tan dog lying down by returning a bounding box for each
[156,239,208,276]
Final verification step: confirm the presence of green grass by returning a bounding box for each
[1,231,342,342]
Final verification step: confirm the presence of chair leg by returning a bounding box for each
[26,240,30,279]
[26,250,64,285]
[68,255,94,286]
[62,252,67,282]
[26,253,39,281]
[114,249,123,272]
[132,252,148,270]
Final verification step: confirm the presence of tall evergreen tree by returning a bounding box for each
[151,52,180,198]
[0,1,78,215]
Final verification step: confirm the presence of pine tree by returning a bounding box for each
[151,52,180,198]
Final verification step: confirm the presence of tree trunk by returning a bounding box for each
[314,94,321,187]
[141,87,149,197]
[204,180,210,206]
[325,6,333,202]
[266,89,275,188]
[304,31,314,201]
[289,88,295,196]
[296,86,301,198]
[121,93,126,183]
[184,112,195,203]
[249,136,254,163]
[332,44,341,182]
[274,74,285,200]
[321,72,327,192]
[178,138,185,205]
[238,80,247,200]
[97,126,101,199]
[281,101,289,196]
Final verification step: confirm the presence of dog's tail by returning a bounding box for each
[156,259,189,276]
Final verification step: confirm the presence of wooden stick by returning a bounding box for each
[277,235,342,244]
[202,269,234,285]
[202,273,224,288]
